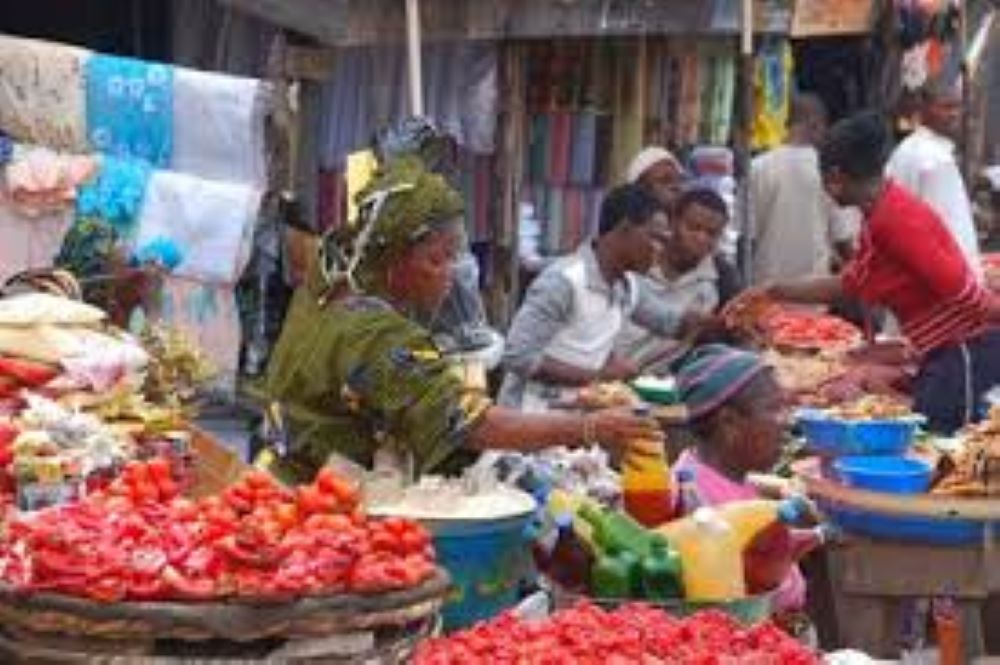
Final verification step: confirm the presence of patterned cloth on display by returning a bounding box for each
[85,54,174,166]
[0,35,88,152]
[172,66,268,184]
[751,39,793,151]
[76,155,152,235]
[0,207,74,283]
[134,170,262,283]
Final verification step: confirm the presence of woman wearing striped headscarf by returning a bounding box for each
[674,344,786,502]
[672,344,805,613]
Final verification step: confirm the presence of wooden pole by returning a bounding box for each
[492,43,527,327]
[405,0,424,116]
[737,0,755,284]
[960,0,972,183]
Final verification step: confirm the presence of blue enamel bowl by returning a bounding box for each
[833,456,933,495]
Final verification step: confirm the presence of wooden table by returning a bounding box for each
[810,537,1000,658]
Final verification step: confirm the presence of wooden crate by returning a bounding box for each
[187,426,251,499]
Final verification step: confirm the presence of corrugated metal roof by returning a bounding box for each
[217,0,792,46]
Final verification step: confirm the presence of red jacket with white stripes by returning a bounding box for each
[842,180,993,356]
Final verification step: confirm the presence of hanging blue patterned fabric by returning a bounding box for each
[85,54,174,167]
[76,155,152,235]
[0,133,12,165]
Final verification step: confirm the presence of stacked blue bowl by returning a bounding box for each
[795,408,923,458]
[793,407,974,542]
[832,456,933,495]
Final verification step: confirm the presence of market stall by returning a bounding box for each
[712,291,1000,659]
[790,407,1000,659]
[0,285,450,662]
[0,33,271,389]
[0,277,941,664]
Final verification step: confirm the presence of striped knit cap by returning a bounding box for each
[676,344,769,420]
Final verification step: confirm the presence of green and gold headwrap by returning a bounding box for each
[317,156,464,300]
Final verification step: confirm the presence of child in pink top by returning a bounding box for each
[672,344,806,613]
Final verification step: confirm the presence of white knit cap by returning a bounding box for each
[626,147,683,184]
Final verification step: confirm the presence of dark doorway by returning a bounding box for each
[0,0,172,61]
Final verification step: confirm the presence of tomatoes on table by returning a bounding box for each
[0,465,436,602]
[413,603,820,664]
[761,309,860,350]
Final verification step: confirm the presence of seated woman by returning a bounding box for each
[261,157,661,482]
[672,344,804,613]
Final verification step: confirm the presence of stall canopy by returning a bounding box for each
[217,0,797,45]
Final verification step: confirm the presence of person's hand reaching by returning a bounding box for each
[598,354,640,382]
[584,408,664,470]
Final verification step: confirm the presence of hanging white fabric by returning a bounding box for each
[172,67,269,185]
[134,170,262,284]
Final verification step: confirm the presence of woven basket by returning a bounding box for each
[0,614,439,663]
[0,569,450,643]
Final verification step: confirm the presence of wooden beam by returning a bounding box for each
[216,0,355,44]
[284,45,337,81]
[219,0,789,47]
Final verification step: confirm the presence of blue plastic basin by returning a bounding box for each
[816,499,989,545]
[424,511,536,631]
[796,410,919,457]
[833,456,933,494]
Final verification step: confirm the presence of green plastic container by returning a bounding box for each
[630,377,681,405]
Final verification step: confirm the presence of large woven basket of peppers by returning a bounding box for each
[0,464,450,643]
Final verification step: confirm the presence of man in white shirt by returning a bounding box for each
[616,185,740,370]
[750,93,855,284]
[500,184,694,410]
[886,77,981,275]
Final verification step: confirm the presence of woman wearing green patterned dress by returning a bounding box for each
[263,158,661,481]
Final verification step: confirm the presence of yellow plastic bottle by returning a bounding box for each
[621,439,675,528]
[546,489,596,550]
[714,498,807,550]
[546,488,585,518]
[657,507,745,601]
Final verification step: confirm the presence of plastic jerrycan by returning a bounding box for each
[744,523,833,595]
[714,497,808,550]
[657,507,744,601]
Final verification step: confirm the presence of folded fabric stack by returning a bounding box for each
[0,293,148,401]
[0,293,219,508]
